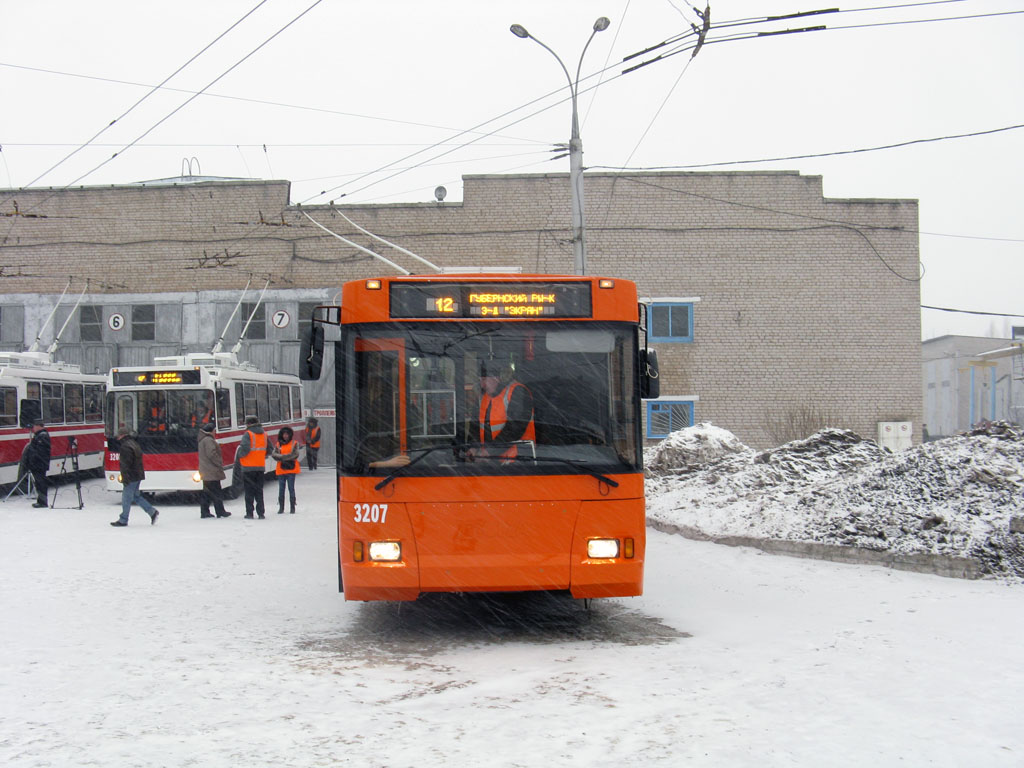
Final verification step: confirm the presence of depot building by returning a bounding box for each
[0,171,921,457]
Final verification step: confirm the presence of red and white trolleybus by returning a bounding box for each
[0,352,107,485]
[104,352,305,495]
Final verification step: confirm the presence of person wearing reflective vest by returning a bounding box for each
[305,418,321,471]
[271,426,302,515]
[478,360,535,461]
[237,415,267,519]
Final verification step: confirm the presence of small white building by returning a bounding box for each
[922,334,1024,438]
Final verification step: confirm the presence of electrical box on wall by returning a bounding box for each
[877,421,913,451]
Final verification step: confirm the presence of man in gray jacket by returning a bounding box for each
[198,422,230,519]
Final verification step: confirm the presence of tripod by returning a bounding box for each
[2,460,35,503]
[51,436,84,510]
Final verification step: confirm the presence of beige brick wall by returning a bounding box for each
[0,171,922,449]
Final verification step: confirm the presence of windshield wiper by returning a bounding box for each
[374,442,621,490]
[506,455,620,487]
[374,442,475,490]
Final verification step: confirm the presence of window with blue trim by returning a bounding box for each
[648,302,693,343]
[646,400,694,439]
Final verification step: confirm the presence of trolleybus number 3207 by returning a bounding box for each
[354,503,389,524]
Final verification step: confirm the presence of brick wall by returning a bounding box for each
[0,171,922,448]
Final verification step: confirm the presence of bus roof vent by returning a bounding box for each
[0,351,83,373]
[152,355,186,367]
[438,266,523,274]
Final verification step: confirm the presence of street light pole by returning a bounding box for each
[511,17,610,276]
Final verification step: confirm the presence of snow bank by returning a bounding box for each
[646,422,1024,580]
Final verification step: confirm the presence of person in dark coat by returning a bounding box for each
[198,422,229,519]
[111,427,159,527]
[25,419,51,508]
[305,418,321,471]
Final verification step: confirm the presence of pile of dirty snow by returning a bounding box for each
[646,422,1024,580]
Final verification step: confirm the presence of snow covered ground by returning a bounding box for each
[2,458,1024,767]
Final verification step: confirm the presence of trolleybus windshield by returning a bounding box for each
[106,387,215,453]
[340,321,641,477]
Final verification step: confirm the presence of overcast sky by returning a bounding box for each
[2,0,1021,340]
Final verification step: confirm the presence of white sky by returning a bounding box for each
[3,470,1023,766]
[2,0,1022,339]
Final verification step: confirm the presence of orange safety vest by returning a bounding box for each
[239,430,267,468]
[479,382,535,450]
[275,440,301,475]
[308,426,321,449]
[148,406,166,433]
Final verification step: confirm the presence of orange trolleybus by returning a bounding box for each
[302,273,659,602]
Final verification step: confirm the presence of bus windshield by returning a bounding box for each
[106,388,215,450]
[340,321,641,477]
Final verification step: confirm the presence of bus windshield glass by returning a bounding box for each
[106,388,215,451]
[341,321,641,477]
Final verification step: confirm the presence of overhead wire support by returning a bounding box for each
[690,4,712,59]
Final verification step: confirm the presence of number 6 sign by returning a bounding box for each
[108,312,125,331]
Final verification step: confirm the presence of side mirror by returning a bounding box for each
[300,323,325,381]
[639,348,660,400]
[19,399,41,429]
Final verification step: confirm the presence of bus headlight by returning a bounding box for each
[191,472,202,483]
[587,538,620,559]
[368,541,402,562]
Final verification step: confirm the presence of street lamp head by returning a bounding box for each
[593,17,611,32]
[510,24,530,39]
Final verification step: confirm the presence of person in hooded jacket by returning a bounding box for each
[271,426,302,514]
[198,422,230,519]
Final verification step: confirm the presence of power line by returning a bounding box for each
[922,305,1024,318]
[1,0,326,225]
[59,0,327,191]
[10,0,271,191]
[589,124,1024,171]
[0,61,545,145]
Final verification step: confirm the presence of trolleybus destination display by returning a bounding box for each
[111,370,202,386]
[389,281,592,319]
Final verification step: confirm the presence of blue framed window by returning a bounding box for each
[647,302,693,343]
[646,400,695,439]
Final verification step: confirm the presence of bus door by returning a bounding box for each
[114,393,138,435]
[353,338,407,460]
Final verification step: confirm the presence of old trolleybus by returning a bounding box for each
[104,352,305,494]
[302,274,659,602]
[0,352,106,485]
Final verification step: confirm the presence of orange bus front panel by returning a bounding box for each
[338,474,644,601]
[569,499,646,599]
[408,500,578,594]
[340,500,421,601]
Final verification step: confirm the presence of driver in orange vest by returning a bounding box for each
[237,415,267,519]
[477,360,534,461]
